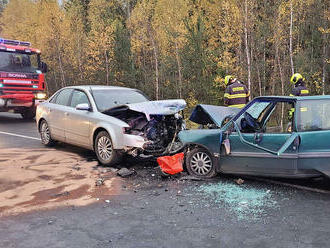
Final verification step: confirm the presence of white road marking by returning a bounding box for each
[0,131,40,141]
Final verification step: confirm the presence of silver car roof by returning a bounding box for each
[63,85,137,91]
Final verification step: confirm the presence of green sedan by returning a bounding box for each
[179,96,330,179]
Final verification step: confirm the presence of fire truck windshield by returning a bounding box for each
[0,51,39,73]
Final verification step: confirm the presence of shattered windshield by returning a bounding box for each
[245,101,272,120]
[0,51,39,73]
[92,89,149,112]
[235,101,272,124]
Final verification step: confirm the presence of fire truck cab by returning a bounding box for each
[0,38,48,119]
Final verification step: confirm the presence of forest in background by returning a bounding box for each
[0,0,329,107]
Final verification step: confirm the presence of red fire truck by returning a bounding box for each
[0,38,48,119]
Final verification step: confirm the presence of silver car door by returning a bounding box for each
[47,88,73,141]
[65,89,92,148]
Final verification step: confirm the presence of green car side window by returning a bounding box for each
[297,100,330,131]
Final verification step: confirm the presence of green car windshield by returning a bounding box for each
[297,99,330,131]
[235,101,272,126]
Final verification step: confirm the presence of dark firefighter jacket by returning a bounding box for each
[290,84,309,96]
[288,83,309,119]
[224,81,250,108]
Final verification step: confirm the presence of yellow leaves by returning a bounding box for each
[153,0,189,56]
[186,91,198,109]
[318,27,330,34]
[1,0,37,42]
[214,75,225,89]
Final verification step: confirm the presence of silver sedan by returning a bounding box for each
[36,85,186,166]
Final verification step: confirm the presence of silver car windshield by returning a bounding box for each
[92,89,149,112]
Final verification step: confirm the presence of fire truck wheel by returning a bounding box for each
[21,109,36,120]
[39,120,55,146]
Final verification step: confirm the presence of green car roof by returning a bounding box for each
[254,95,330,101]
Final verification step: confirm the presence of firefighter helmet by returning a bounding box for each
[225,75,234,86]
[290,73,304,85]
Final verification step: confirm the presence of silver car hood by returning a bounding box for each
[105,99,186,120]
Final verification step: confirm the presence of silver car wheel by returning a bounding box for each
[190,152,212,176]
[97,136,113,161]
[40,122,50,144]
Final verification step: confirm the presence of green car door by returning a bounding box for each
[295,99,330,177]
[220,99,299,176]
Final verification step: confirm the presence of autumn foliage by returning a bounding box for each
[0,0,328,105]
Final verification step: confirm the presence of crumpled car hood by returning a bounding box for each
[104,99,186,120]
[189,104,240,127]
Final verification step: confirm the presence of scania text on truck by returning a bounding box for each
[0,38,48,119]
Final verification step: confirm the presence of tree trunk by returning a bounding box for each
[322,43,327,95]
[175,41,183,98]
[151,37,159,100]
[77,39,84,82]
[56,42,66,88]
[105,50,109,85]
[257,65,262,96]
[263,37,266,95]
[289,0,295,75]
[276,45,285,131]
[244,0,251,99]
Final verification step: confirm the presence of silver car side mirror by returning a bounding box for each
[76,103,90,111]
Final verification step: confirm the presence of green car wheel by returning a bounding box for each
[186,147,216,178]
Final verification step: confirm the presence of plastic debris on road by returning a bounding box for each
[198,181,277,220]
[157,153,184,175]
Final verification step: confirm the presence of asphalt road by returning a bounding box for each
[1,112,330,248]
[0,112,42,148]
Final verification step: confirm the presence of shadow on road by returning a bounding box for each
[0,113,34,124]
[53,143,96,161]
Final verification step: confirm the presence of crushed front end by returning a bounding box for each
[103,99,186,157]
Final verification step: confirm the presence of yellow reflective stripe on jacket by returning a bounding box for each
[226,93,248,99]
[289,94,294,96]
[232,87,244,92]
[301,89,309,94]
[224,93,230,98]
[228,104,245,108]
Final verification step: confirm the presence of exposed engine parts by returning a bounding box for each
[104,107,184,156]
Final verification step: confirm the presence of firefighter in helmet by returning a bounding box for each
[288,73,309,123]
[224,75,250,108]
[290,73,309,96]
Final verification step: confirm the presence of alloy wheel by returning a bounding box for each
[190,151,213,176]
[40,122,50,144]
[97,136,113,161]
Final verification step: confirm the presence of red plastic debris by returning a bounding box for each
[157,153,184,175]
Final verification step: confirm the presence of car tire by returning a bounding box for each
[94,131,120,166]
[185,147,216,178]
[21,108,36,120]
[39,119,55,147]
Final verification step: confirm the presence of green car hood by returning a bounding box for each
[178,129,223,155]
[189,104,240,127]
